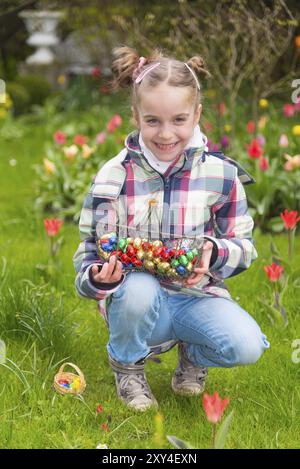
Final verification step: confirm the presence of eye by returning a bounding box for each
[146,119,158,125]
[175,117,186,123]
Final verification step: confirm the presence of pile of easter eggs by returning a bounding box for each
[57,376,81,392]
[96,233,202,279]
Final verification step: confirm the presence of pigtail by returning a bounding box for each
[110,46,140,91]
[110,46,165,91]
[186,56,211,80]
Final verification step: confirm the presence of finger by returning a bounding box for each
[185,274,204,286]
[110,261,123,282]
[106,256,117,278]
[96,262,109,281]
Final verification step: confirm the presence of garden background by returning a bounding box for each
[0,0,300,449]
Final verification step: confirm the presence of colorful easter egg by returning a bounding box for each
[179,255,188,266]
[133,238,142,248]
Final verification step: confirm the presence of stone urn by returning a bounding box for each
[19,10,64,65]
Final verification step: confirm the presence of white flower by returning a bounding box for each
[96,443,108,449]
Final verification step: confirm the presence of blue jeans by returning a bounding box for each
[106,272,270,366]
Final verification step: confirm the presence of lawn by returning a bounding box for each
[0,122,300,449]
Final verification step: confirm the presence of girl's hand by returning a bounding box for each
[182,240,214,288]
[91,256,123,284]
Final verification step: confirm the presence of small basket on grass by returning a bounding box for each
[54,362,86,396]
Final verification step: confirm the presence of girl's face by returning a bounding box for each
[133,83,202,162]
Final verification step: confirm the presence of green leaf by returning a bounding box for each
[166,435,194,449]
[214,410,234,449]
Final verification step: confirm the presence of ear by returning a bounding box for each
[193,104,202,126]
[131,106,140,128]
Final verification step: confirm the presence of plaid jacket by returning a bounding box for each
[73,129,257,329]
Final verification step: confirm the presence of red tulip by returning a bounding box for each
[264,262,284,282]
[280,209,300,230]
[43,218,63,237]
[73,134,88,146]
[91,67,101,78]
[202,391,230,424]
[99,85,110,94]
[247,139,263,159]
[54,130,67,145]
[218,102,226,116]
[246,120,255,133]
[101,423,109,432]
[259,155,269,172]
[107,114,123,133]
[283,104,295,118]
[96,404,103,414]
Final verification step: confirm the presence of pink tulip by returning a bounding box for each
[54,131,67,145]
[96,132,106,144]
[259,156,269,171]
[279,134,289,147]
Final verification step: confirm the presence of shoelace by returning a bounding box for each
[118,373,151,400]
[179,355,208,381]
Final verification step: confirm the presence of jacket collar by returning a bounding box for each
[124,126,208,177]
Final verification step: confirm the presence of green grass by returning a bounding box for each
[0,121,300,449]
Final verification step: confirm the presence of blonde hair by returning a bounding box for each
[110,45,211,111]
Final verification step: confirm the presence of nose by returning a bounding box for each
[158,124,173,141]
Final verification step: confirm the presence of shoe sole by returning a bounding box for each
[171,378,205,396]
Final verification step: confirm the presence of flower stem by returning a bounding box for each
[211,424,217,449]
[288,229,292,261]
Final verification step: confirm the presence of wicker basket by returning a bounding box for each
[54,362,86,395]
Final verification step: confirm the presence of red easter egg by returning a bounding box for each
[134,259,143,267]
[168,249,176,257]
[126,245,136,257]
[161,251,169,260]
[142,242,151,250]
[153,247,163,257]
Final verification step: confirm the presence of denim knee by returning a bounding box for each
[221,332,270,366]
[111,272,160,322]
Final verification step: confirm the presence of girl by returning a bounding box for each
[73,46,270,412]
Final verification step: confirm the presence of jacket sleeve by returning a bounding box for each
[72,182,126,301]
[204,167,258,280]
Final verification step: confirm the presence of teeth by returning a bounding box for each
[156,143,177,150]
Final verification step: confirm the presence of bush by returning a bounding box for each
[6,82,30,115]
[17,74,52,108]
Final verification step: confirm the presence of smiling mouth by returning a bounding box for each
[154,142,179,151]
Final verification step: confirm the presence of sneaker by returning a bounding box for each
[108,354,158,412]
[171,342,208,396]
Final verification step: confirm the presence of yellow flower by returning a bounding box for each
[259,99,268,108]
[4,94,13,109]
[57,74,66,85]
[63,144,78,160]
[224,124,231,133]
[82,144,96,158]
[0,108,7,119]
[292,125,300,136]
[258,115,268,130]
[205,89,216,98]
[43,158,56,174]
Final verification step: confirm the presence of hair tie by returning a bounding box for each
[132,56,148,81]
